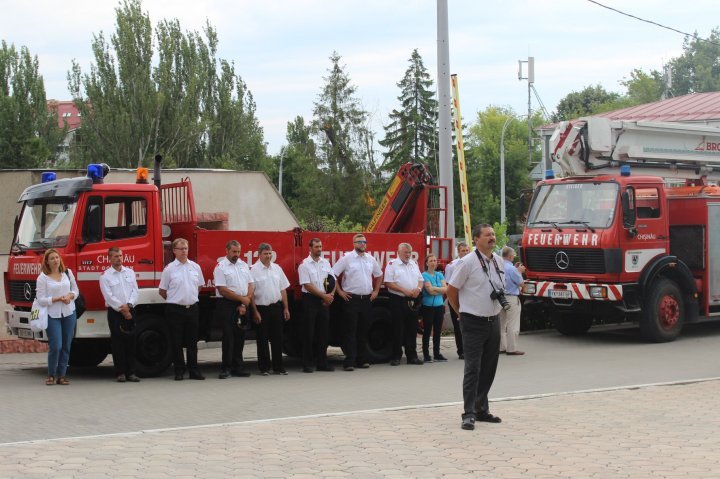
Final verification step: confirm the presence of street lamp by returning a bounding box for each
[500,116,513,225]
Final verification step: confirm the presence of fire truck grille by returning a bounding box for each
[8,280,37,302]
[524,248,606,274]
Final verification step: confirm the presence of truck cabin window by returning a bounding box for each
[527,182,619,229]
[82,196,148,244]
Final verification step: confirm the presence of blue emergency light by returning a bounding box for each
[620,165,631,176]
[545,169,555,180]
[41,171,56,183]
[87,163,109,183]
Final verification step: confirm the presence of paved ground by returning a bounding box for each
[1,379,719,478]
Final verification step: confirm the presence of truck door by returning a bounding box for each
[620,185,668,274]
[76,193,157,314]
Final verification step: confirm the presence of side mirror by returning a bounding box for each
[621,188,637,235]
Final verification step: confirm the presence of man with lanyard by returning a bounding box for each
[500,246,526,356]
[444,241,470,359]
[333,233,383,371]
[99,246,140,383]
[447,224,504,431]
[250,243,291,376]
[213,240,254,379]
[298,238,336,373]
[159,238,206,381]
[384,242,424,366]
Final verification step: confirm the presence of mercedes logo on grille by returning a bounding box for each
[23,283,32,300]
[555,251,570,270]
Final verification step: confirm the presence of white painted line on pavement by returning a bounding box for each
[2,376,719,448]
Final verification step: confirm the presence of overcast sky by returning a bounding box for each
[2,0,718,154]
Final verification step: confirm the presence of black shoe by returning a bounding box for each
[218,370,230,379]
[126,374,141,382]
[174,373,184,381]
[458,353,465,360]
[356,363,370,369]
[316,365,335,372]
[303,367,314,373]
[116,374,126,383]
[343,366,355,371]
[434,354,448,362]
[273,370,289,375]
[260,371,270,376]
[423,354,432,363]
[476,413,502,423]
[389,359,401,366]
[461,417,475,430]
[231,370,251,378]
[189,371,205,380]
[407,357,424,365]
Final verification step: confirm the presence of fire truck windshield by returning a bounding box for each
[14,198,78,250]
[527,182,619,229]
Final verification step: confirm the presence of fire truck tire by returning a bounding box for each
[640,279,684,343]
[69,339,109,368]
[365,305,393,363]
[134,314,173,377]
[551,313,593,336]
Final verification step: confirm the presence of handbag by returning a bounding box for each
[29,298,48,332]
[65,269,86,318]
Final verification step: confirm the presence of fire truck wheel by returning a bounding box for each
[134,314,173,377]
[365,306,393,363]
[69,339,109,367]
[551,312,593,336]
[640,278,684,343]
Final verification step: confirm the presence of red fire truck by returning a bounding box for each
[521,117,720,342]
[4,159,451,375]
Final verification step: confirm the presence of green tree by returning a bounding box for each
[68,0,265,169]
[0,41,63,168]
[379,49,438,178]
[311,51,374,223]
[552,85,624,122]
[621,68,664,104]
[669,28,720,95]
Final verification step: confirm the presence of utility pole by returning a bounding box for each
[518,57,534,164]
[437,0,455,240]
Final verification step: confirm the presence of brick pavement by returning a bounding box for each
[1,379,719,478]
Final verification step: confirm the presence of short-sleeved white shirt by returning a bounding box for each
[213,257,253,297]
[448,250,504,317]
[332,250,383,295]
[250,260,290,306]
[444,257,462,283]
[100,266,139,311]
[384,258,423,296]
[159,259,204,306]
[298,255,334,294]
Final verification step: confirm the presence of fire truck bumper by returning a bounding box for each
[5,309,46,341]
[522,281,624,301]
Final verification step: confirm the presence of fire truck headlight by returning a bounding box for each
[589,286,607,299]
[523,283,536,295]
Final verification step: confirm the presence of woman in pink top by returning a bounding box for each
[35,248,79,385]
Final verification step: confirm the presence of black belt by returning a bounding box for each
[350,294,372,301]
[257,301,282,307]
[167,303,198,309]
[461,312,498,322]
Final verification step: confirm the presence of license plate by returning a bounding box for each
[17,328,34,339]
[550,290,572,299]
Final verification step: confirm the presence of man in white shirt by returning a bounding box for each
[99,247,140,383]
[159,238,206,381]
[332,233,383,371]
[250,243,290,376]
[444,241,470,359]
[384,243,424,366]
[447,224,504,431]
[297,238,336,373]
[213,240,254,379]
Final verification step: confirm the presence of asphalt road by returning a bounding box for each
[2,321,719,445]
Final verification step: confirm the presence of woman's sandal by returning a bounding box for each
[56,376,70,385]
[45,376,55,386]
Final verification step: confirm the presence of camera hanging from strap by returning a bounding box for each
[474,249,505,291]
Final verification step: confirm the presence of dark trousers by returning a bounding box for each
[256,302,284,373]
[302,293,330,369]
[217,298,246,373]
[107,307,136,376]
[459,313,500,419]
[166,303,199,374]
[421,305,445,357]
[449,305,464,356]
[389,294,420,361]
[342,295,372,367]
